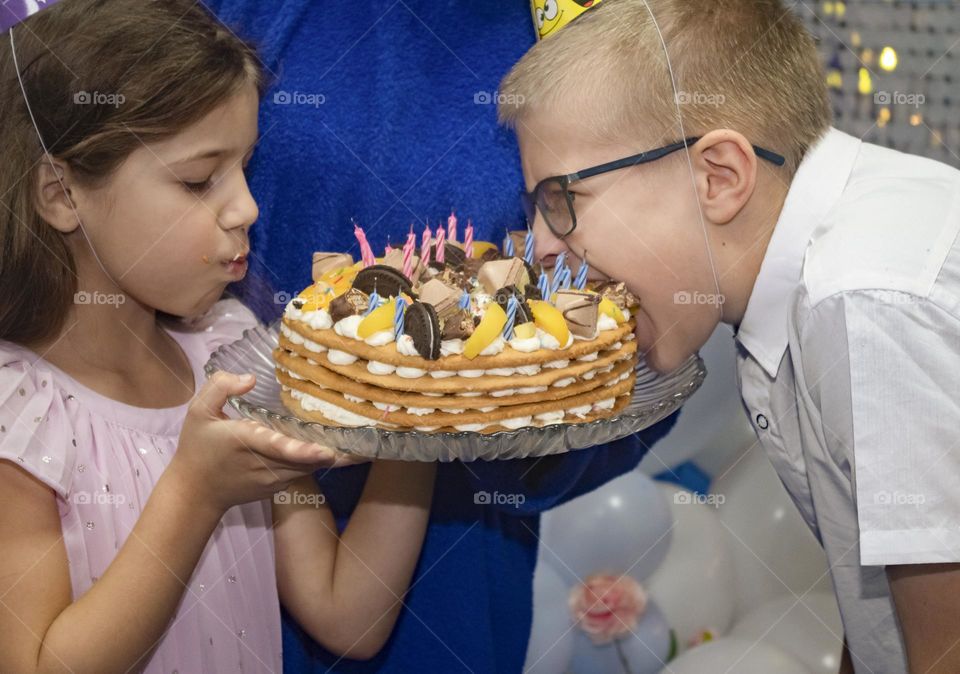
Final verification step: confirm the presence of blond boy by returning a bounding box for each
[501,1,960,671]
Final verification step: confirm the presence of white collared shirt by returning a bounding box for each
[736,127,960,673]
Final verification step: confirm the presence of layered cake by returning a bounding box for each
[274,225,640,433]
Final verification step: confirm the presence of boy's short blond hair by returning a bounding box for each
[499,0,831,177]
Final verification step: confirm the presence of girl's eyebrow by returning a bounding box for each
[171,148,228,164]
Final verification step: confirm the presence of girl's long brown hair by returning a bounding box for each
[0,0,270,345]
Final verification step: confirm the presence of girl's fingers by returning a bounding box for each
[192,371,256,418]
[228,420,339,466]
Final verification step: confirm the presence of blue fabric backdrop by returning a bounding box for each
[206,2,680,671]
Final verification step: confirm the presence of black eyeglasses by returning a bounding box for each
[521,136,786,239]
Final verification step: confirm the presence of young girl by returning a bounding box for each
[0,1,436,672]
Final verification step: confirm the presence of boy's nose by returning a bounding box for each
[532,215,567,264]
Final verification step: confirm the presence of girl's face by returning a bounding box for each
[75,82,260,318]
[517,113,722,373]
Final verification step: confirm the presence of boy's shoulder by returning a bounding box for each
[801,140,960,307]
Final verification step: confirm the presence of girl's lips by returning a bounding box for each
[222,255,248,278]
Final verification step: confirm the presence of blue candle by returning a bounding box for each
[504,229,516,257]
[538,271,550,299]
[524,228,535,265]
[560,267,572,290]
[394,298,406,337]
[459,291,471,310]
[574,254,589,290]
[503,296,518,340]
[364,289,381,316]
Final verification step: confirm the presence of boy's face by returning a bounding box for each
[517,113,723,373]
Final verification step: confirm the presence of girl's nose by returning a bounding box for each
[218,174,259,232]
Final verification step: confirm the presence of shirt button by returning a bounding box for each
[756,413,769,430]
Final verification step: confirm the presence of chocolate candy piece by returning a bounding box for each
[352,264,414,299]
[405,301,442,360]
[312,252,354,281]
[595,280,640,309]
[494,285,534,324]
[554,290,600,338]
[437,266,472,291]
[329,288,370,323]
[418,278,462,320]
[478,258,530,294]
[441,309,475,340]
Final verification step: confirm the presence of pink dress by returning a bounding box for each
[0,299,282,673]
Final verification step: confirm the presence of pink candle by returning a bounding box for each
[435,227,446,264]
[464,219,474,259]
[447,210,458,243]
[402,239,414,279]
[353,221,376,267]
[421,224,432,265]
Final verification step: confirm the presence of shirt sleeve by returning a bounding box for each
[0,351,76,498]
[797,289,960,566]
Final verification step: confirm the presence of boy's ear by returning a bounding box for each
[690,130,758,226]
[34,158,82,234]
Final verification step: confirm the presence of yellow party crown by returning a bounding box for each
[531,0,606,41]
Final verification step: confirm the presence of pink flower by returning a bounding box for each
[568,574,648,645]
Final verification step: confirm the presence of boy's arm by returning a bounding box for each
[462,413,679,515]
[273,461,436,660]
[887,564,960,673]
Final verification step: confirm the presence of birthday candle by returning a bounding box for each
[559,267,572,290]
[435,227,446,263]
[385,238,394,255]
[555,251,567,274]
[504,296,518,340]
[538,271,550,299]
[550,260,569,296]
[447,211,458,243]
[402,238,414,280]
[524,228,535,265]
[394,297,406,338]
[353,221,376,267]
[574,254,589,290]
[504,229,516,257]
[421,224,432,265]
[459,291,471,310]
[464,220,474,258]
[364,289,382,316]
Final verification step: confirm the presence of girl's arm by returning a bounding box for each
[0,459,223,674]
[273,461,437,661]
[0,372,339,674]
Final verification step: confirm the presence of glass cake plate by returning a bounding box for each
[204,321,707,462]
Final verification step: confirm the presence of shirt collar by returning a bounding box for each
[736,127,862,376]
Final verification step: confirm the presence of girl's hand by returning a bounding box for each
[167,371,355,516]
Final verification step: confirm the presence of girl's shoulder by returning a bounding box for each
[0,340,77,498]
[169,297,263,357]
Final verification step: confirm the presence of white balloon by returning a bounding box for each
[570,601,672,674]
[541,471,672,584]
[645,484,736,651]
[711,446,832,617]
[661,637,812,674]
[639,324,755,475]
[730,592,843,674]
[524,563,575,674]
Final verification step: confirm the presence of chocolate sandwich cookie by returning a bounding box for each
[405,301,442,360]
[352,264,415,299]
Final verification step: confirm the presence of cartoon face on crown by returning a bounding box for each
[531,0,604,40]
